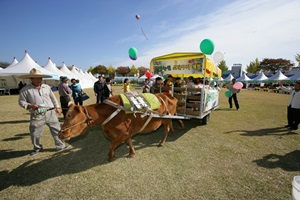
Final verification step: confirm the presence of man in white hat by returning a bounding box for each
[18,68,70,156]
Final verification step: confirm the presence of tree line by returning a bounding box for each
[216,54,300,75]
[87,64,149,77]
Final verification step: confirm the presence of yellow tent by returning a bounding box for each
[150,52,222,78]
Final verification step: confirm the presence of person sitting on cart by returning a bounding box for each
[186,76,195,95]
[173,77,182,94]
[151,77,163,94]
[163,78,173,94]
[142,79,150,93]
[193,78,203,95]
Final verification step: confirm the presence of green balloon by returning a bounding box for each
[225,90,233,98]
[200,39,215,55]
[128,47,138,58]
[163,75,168,79]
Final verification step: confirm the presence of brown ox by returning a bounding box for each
[59,93,183,161]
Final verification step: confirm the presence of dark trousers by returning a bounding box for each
[228,93,239,109]
[96,93,104,103]
[289,106,300,128]
[287,105,293,126]
[60,96,70,119]
[73,96,83,106]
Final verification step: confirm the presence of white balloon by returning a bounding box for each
[213,51,224,64]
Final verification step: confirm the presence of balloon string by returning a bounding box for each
[140,27,148,40]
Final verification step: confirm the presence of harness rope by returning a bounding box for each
[60,95,171,133]
[60,106,92,132]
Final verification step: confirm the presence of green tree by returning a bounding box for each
[259,58,293,74]
[0,61,10,68]
[87,66,94,73]
[218,60,228,73]
[116,66,130,76]
[137,66,149,76]
[93,65,108,75]
[295,54,300,67]
[107,64,115,77]
[246,58,260,74]
[129,64,138,75]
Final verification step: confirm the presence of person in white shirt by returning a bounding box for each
[279,81,300,130]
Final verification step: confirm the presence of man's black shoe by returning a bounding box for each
[30,145,43,156]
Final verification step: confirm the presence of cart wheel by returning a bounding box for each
[202,114,210,125]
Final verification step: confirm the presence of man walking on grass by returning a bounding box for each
[18,68,71,156]
[226,78,240,110]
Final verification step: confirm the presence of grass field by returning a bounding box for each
[0,86,299,200]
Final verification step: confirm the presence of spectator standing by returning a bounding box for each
[94,76,105,103]
[18,81,24,90]
[226,78,240,110]
[123,78,131,93]
[103,77,112,101]
[279,81,300,130]
[70,78,83,105]
[58,76,72,118]
[18,68,69,156]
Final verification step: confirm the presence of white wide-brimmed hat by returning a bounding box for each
[18,68,52,79]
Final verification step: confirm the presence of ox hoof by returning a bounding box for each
[157,143,164,147]
[127,153,135,158]
[108,156,116,162]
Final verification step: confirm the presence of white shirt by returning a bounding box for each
[281,86,300,109]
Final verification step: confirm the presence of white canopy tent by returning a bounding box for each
[288,71,300,80]
[0,51,59,89]
[43,57,69,87]
[88,72,97,81]
[59,62,79,80]
[223,74,234,82]
[268,70,289,81]
[43,57,67,78]
[138,74,163,82]
[83,71,95,87]
[78,68,93,88]
[237,74,252,82]
[70,66,89,89]
[83,71,97,82]
[251,71,269,82]
[7,57,18,68]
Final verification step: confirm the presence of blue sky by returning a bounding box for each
[0,0,299,72]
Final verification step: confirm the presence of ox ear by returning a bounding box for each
[68,101,74,107]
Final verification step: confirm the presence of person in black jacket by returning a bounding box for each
[94,76,105,103]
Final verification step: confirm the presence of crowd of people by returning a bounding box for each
[141,75,218,94]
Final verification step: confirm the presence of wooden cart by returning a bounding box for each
[150,52,222,124]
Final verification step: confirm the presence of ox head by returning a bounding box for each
[59,104,91,141]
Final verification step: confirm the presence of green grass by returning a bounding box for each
[0,87,299,199]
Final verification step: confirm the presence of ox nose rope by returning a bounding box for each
[60,106,92,132]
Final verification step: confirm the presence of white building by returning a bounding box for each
[231,64,242,78]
